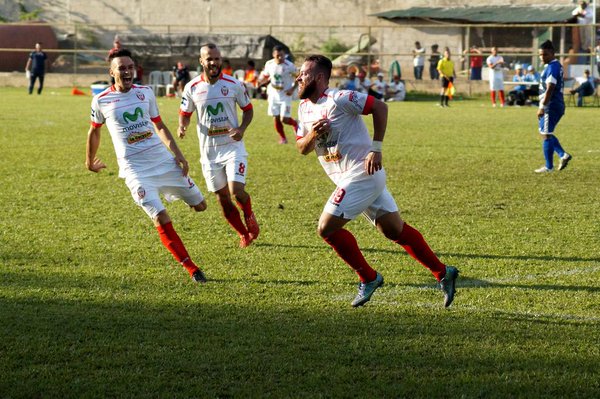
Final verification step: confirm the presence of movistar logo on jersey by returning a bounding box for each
[123,107,143,123]
[207,102,224,116]
[274,73,282,81]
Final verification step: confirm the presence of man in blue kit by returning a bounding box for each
[535,40,572,174]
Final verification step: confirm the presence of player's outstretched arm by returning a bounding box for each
[155,120,189,176]
[85,125,106,173]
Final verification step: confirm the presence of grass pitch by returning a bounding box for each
[1,87,599,398]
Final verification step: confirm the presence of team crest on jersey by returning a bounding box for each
[137,187,146,200]
[221,86,229,96]
[136,92,145,101]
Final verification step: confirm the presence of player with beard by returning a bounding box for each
[178,43,259,248]
[295,54,459,308]
[86,49,209,283]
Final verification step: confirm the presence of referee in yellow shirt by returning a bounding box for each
[436,48,455,107]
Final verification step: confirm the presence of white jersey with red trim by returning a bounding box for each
[180,73,253,163]
[260,59,297,100]
[297,88,375,184]
[90,85,175,179]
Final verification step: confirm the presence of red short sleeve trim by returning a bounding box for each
[150,115,162,123]
[362,95,375,115]
[90,121,103,128]
[179,110,193,117]
[241,103,253,112]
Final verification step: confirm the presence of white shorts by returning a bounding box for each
[323,169,399,224]
[125,167,204,219]
[202,154,248,192]
[489,75,504,91]
[267,94,292,117]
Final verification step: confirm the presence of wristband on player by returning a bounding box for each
[370,140,383,152]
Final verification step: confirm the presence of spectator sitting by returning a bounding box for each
[340,70,359,90]
[508,64,527,106]
[243,60,259,98]
[133,62,144,84]
[369,72,387,100]
[428,44,441,80]
[570,69,596,107]
[523,65,540,104]
[386,75,406,102]
[172,62,191,97]
[356,71,371,94]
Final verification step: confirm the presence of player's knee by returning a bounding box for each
[192,199,207,212]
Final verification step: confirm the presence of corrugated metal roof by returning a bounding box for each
[371,6,577,23]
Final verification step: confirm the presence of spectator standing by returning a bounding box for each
[428,44,441,80]
[463,45,484,80]
[178,43,259,248]
[172,62,191,97]
[570,69,596,107]
[535,40,572,173]
[595,39,600,76]
[86,49,208,283]
[487,47,506,107]
[25,42,48,95]
[412,41,425,80]
[437,48,455,107]
[572,1,593,51]
[243,60,259,98]
[294,54,459,308]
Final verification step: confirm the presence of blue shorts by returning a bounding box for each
[538,107,564,135]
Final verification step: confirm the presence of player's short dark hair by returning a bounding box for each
[540,40,555,52]
[108,48,132,61]
[201,43,218,50]
[273,45,284,53]
[304,54,332,80]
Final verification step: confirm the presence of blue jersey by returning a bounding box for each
[539,59,564,110]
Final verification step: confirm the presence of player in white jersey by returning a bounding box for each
[295,54,458,308]
[258,45,299,144]
[486,47,506,107]
[178,43,259,248]
[86,49,208,283]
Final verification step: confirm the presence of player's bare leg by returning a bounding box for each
[318,212,383,307]
[231,181,259,241]
[274,116,287,143]
[375,211,458,307]
[153,210,206,282]
[215,186,252,247]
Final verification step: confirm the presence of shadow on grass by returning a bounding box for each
[253,242,600,263]
[1,273,599,397]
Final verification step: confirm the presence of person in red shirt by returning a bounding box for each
[463,45,483,80]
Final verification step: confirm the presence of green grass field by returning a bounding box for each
[1,87,599,398]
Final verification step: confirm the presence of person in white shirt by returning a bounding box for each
[178,43,259,248]
[370,72,387,100]
[86,49,208,283]
[294,54,459,308]
[572,1,594,51]
[412,41,425,80]
[386,75,405,102]
[486,47,506,107]
[257,45,299,144]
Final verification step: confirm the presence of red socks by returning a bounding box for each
[223,203,249,237]
[323,229,377,283]
[394,223,446,281]
[274,119,286,139]
[498,90,505,105]
[284,118,298,133]
[236,195,253,217]
[490,91,496,104]
[156,222,198,275]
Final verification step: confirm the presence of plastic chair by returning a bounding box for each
[163,71,175,96]
[148,71,165,96]
[232,69,245,82]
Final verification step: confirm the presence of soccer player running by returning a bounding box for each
[258,45,299,144]
[535,40,572,173]
[86,49,208,283]
[178,43,259,248]
[295,55,459,308]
